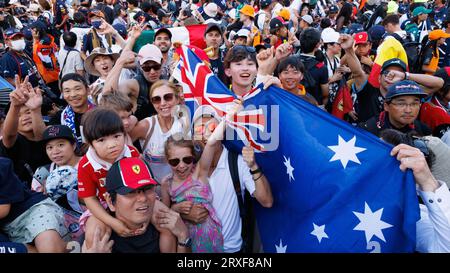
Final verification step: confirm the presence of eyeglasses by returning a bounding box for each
[168,156,195,167]
[150,93,175,104]
[389,101,421,109]
[194,119,217,135]
[141,63,162,72]
[232,45,256,54]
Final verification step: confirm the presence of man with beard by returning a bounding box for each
[153,28,173,80]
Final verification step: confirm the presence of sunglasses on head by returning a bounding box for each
[151,93,175,104]
[168,156,195,167]
[232,45,256,54]
[141,63,162,72]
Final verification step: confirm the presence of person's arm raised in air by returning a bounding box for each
[339,34,367,91]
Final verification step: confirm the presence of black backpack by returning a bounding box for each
[390,33,422,73]
[299,55,320,94]
[228,150,255,253]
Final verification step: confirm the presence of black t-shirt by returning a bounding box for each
[49,109,83,142]
[0,135,50,186]
[0,157,47,227]
[111,223,160,253]
[299,55,329,105]
[354,81,384,123]
[209,50,226,85]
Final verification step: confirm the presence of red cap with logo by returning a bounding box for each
[106,157,157,195]
[354,32,370,45]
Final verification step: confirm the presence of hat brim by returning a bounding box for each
[5,32,24,39]
[382,63,406,72]
[41,135,76,144]
[85,51,120,77]
[386,92,428,101]
[113,183,156,195]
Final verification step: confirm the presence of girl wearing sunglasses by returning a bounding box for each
[159,100,243,253]
[130,80,189,183]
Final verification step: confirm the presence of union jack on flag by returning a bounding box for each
[172,45,266,151]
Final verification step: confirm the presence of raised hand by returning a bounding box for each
[257,46,277,76]
[339,34,354,51]
[275,43,293,62]
[242,145,256,169]
[9,75,29,107]
[24,86,43,111]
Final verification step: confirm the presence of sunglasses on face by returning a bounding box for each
[168,156,195,167]
[141,63,162,72]
[151,93,175,104]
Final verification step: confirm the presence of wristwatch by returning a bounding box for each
[250,168,262,175]
[404,72,410,80]
[178,237,192,248]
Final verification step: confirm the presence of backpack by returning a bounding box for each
[390,33,422,73]
[299,55,320,94]
[227,150,255,253]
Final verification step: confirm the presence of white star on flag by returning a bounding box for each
[283,156,295,182]
[353,202,393,243]
[275,239,287,253]
[311,223,329,243]
[328,135,366,169]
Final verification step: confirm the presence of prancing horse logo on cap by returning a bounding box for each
[132,165,140,174]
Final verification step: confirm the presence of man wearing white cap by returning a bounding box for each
[300,14,313,29]
[321,28,347,112]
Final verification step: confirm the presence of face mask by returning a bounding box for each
[11,39,26,51]
[92,20,102,29]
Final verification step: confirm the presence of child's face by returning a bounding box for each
[93,55,114,78]
[45,139,76,166]
[225,58,258,89]
[277,26,288,38]
[234,37,247,46]
[279,65,304,91]
[117,110,133,133]
[193,116,219,145]
[91,132,125,164]
[167,146,194,180]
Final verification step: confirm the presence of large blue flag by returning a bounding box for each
[173,45,420,252]
[225,84,420,253]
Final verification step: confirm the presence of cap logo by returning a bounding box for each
[48,126,60,137]
[132,165,141,174]
[359,34,363,39]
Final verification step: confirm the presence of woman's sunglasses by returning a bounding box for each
[168,156,195,167]
[151,93,175,104]
[141,63,162,72]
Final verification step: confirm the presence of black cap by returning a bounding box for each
[42,125,76,144]
[29,20,47,31]
[385,80,428,101]
[260,0,271,8]
[204,23,223,36]
[381,58,407,72]
[155,27,172,39]
[329,5,339,13]
[157,8,172,20]
[270,17,286,31]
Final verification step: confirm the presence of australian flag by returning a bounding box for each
[229,85,420,253]
[174,45,420,252]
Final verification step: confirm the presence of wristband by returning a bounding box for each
[250,168,262,175]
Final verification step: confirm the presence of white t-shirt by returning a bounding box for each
[140,116,185,183]
[58,47,84,78]
[289,0,302,17]
[209,147,256,253]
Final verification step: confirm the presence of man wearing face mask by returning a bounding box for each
[0,28,40,87]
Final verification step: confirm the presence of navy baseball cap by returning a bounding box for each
[113,23,127,39]
[329,5,339,13]
[368,25,386,41]
[3,28,23,39]
[381,58,407,72]
[42,125,77,144]
[260,0,271,8]
[385,80,428,101]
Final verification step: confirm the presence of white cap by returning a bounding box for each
[321,27,340,43]
[228,8,237,20]
[138,44,163,65]
[192,105,220,125]
[301,15,313,25]
[29,3,41,12]
[204,3,219,18]
[235,28,250,38]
